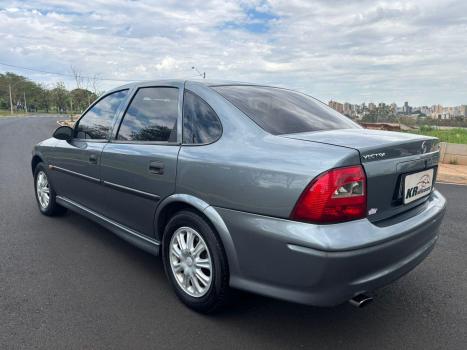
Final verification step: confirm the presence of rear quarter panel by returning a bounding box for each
[177,83,361,218]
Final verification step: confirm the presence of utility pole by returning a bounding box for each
[9,84,13,114]
[192,66,206,79]
[23,91,27,113]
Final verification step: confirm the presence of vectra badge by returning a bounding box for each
[362,152,386,160]
[421,141,427,154]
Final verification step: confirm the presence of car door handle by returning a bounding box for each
[149,161,164,175]
[89,154,98,164]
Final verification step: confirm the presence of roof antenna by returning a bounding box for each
[192,66,206,79]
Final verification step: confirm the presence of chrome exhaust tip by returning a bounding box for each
[349,294,373,308]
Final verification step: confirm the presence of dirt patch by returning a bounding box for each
[437,163,467,185]
[57,115,79,127]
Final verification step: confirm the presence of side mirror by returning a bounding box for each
[53,125,74,141]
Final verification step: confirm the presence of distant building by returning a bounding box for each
[441,111,451,119]
[402,101,412,114]
[329,100,344,114]
[436,106,456,119]
[431,104,443,119]
[326,100,465,120]
[460,105,467,118]
[343,102,353,116]
[420,106,430,116]
[451,105,467,118]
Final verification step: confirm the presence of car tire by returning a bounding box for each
[34,162,67,216]
[162,210,229,313]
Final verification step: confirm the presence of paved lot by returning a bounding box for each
[1,116,466,349]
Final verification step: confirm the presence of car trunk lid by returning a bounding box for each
[281,129,440,222]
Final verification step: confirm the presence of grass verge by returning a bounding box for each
[407,126,467,144]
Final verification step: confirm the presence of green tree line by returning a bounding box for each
[0,72,98,114]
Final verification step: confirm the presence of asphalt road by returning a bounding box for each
[1,116,466,349]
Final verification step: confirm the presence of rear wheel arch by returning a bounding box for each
[155,195,240,278]
[156,201,198,242]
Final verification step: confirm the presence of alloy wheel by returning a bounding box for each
[36,171,50,209]
[169,226,213,297]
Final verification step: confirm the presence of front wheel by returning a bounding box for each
[34,163,67,216]
[162,210,229,313]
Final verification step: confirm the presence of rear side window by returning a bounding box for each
[117,87,179,142]
[212,85,359,135]
[183,91,222,144]
[75,90,128,139]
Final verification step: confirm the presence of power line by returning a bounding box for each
[0,61,145,82]
[0,61,186,82]
[0,61,141,82]
[0,61,207,85]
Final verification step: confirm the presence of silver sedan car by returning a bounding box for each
[32,80,446,313]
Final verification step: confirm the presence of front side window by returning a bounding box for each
[212,85,360,135]
[117,87,179,142]
[183,91,222,144]
[75,90,128,139]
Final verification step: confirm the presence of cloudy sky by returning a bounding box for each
[0,0,465,106]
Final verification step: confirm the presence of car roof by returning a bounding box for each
[107,79,275,93]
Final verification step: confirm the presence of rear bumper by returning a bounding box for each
[214,190,446,306]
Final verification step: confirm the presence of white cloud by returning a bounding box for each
[0,0,466,105]
[155,57,178,71]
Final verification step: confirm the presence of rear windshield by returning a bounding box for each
[212,85,360,135]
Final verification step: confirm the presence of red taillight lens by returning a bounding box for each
[291,165,367,224]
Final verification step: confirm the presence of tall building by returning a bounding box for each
[402,101,412,114]
[431,104,443,119]
[343,102,352,116]
[329,100,344,114]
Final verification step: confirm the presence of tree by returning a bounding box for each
[0,72,28,111]
[70,88,97,112]
[70,65,84,90]
[37,85,52,113]
[0,72,98,114]
[0,72,50,112]
[88,74,102,98]
[51,82,69,113]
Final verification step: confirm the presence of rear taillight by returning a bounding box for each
[291,165,367,224]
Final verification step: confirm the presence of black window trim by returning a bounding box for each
[111,85,181,146]
[181,89,223,147]
[73,88,130,142]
